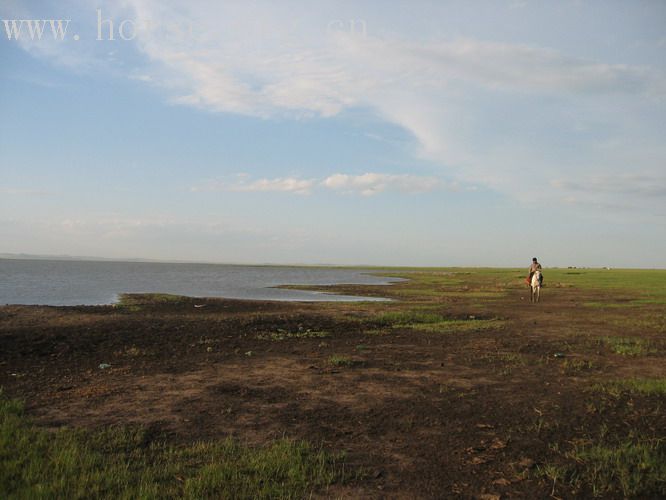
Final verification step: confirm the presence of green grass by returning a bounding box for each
[605,316,666,333]
[0,392,352,499]
[120,293,187,304]
[561,358,595,374]
[370,311,503,333]
[545,268,666,291]
[482,352,525,364]
[115,293,190,312]
[603,337,656,356]
[373,311,447,326]
[583,301,636,309]
[285,267,666,311]
[328,355,354,367]
[594,378,666,397]
[585,298,666,308]
[409,318,504,333]
[547,438,666,498]
[369,267,666,313]
[480,351,526,376]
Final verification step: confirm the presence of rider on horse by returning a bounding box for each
[528,257,543,286]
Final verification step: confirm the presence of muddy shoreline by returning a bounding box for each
[2,271,665,498]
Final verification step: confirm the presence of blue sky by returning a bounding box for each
[1,0,665,267]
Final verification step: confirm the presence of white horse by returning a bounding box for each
[530,270,542,303]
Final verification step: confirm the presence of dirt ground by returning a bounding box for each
[1,271,665,499]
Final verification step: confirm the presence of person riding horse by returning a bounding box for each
[528,258,543,286]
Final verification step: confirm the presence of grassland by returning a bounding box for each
[0,392,350,499]
[1,267,665,498]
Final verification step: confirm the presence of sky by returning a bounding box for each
[1,0,665,267]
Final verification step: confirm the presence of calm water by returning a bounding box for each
[0,259,402,306]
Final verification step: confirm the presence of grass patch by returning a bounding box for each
[545,268,666,293]
[373,311,447,326]
[545,437,666,498]
[562,358,595,374]
[0,392,352,499]
[438,291,505,298]
[125,293,186,304]
[480,351,525,375]
[328,355,354,367]
[115,293,189,311]
[409,318,504,333]
[603,337,655,356]
[605,316,666,333]
[371,310,504,333]
[257,329,329,341]
[363,328,390,336]
[631,297,666,305]
[583,301,636,309]
[114,346,145,357]
[594,378,666,397]
[486,352,525,365]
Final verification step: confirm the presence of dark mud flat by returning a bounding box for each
[2,269,665,498]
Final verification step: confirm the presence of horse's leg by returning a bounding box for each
[536,287,540,303]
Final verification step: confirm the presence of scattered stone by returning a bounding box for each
[489,438,507,450]
[98,363,111,369]
[467,445,487,453]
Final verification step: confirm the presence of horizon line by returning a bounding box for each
[1,253,663,271]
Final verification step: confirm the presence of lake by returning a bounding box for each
[0,259,401,306]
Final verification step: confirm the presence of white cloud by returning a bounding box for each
[74,0,661,124]
[192,173,447,197]
[192,176,315,195]
[109,1,664,211]
[322,173,442,196]
[7,1,666,211]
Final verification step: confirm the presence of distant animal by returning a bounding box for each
[530,270,542,303]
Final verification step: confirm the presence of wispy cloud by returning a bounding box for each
[100,2,666,210]
[191,176,316,195]
[322,173,443,196]
[551,174,666,201]
[128,29,664,119]
[192,172,447,197]
[6,1,666,212]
